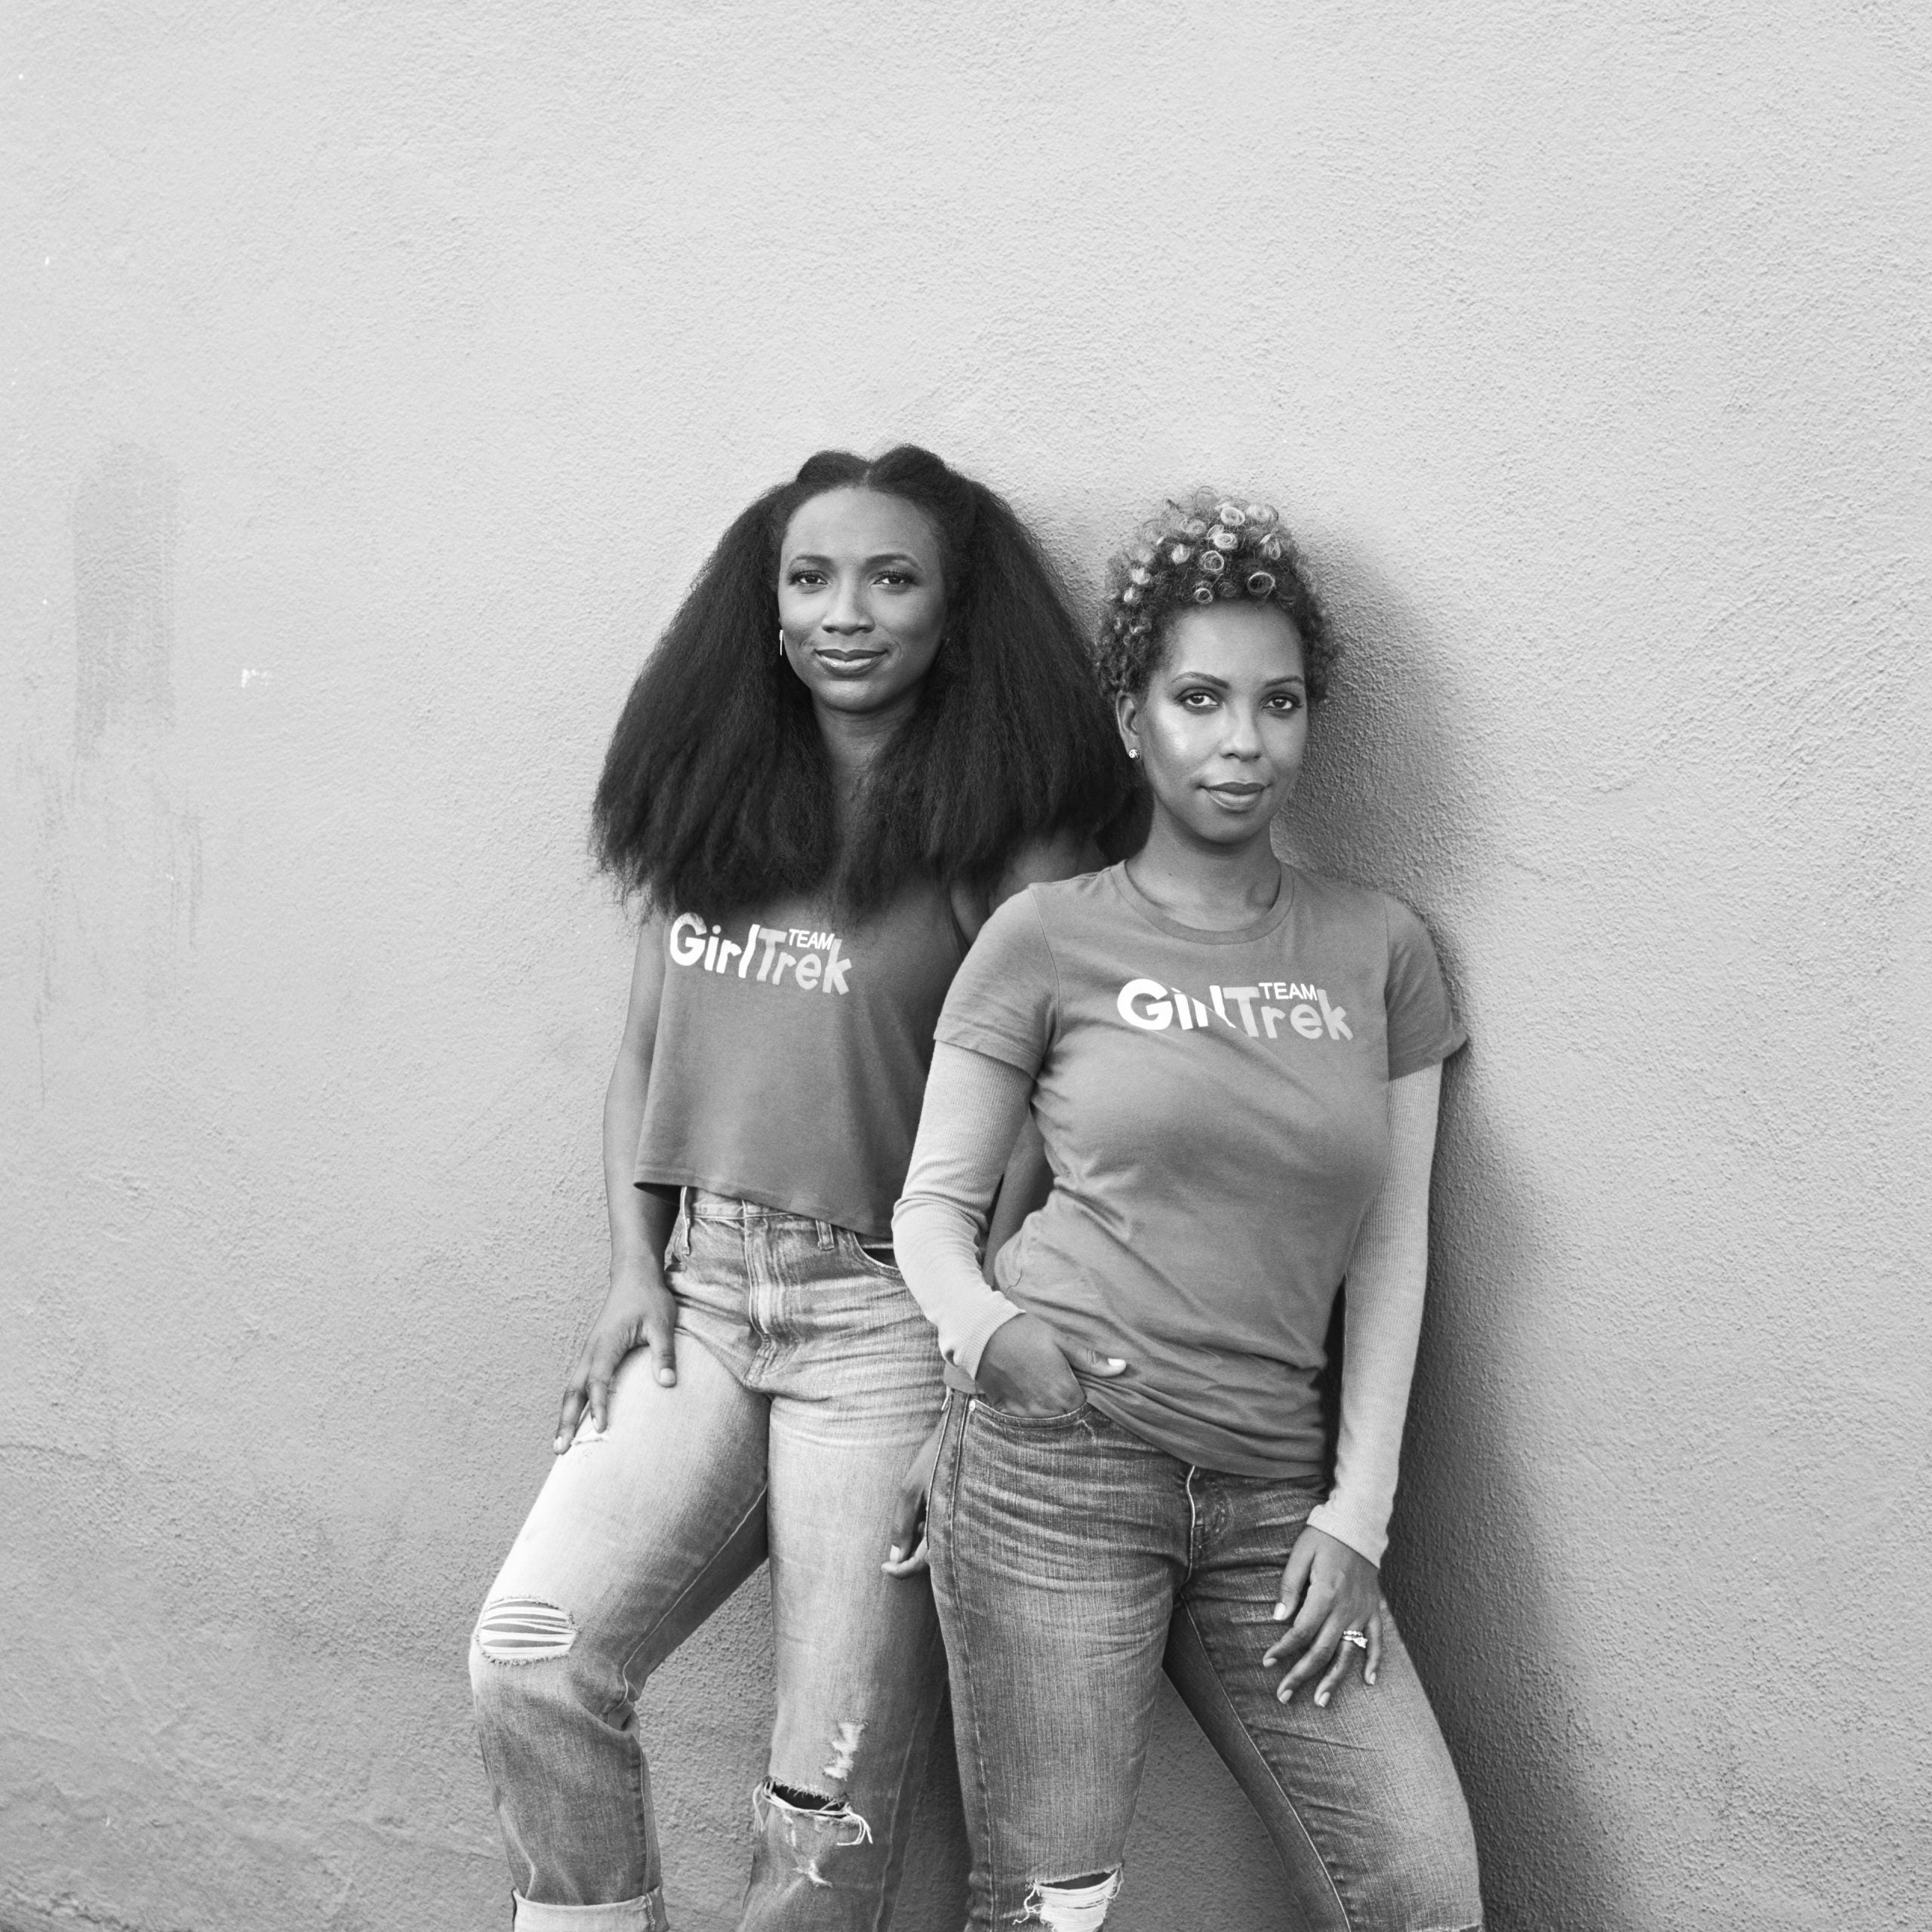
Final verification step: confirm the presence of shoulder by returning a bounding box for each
[1287,867,1429,949]
[952,829,1105,942]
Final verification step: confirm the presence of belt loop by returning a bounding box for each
[815,1219,835,1251]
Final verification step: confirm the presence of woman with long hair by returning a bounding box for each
[470,446,1125,1932]
[892,494,1484,1930]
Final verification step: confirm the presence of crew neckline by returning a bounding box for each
[1109,860,1298,946]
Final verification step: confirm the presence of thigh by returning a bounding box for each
[1171,1484,1483,1932]
[479,1336,770,1688]
[931,1400,1182,1903]
[761,1264,949,1792]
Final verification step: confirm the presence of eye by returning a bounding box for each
[786,568,828,589]
[1265,690,1305,714]
[1177,688,1219,710]
[873,569,921,587]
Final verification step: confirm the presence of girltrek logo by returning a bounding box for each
[1116,978,1351,1042]
[667,912,852,994]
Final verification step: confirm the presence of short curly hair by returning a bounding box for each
[1095,492,1336,706]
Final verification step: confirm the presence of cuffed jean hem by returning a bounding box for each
[512,1889,668,1930]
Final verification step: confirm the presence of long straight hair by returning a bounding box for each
[592,446,1128,917]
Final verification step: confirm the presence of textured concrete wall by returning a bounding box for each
[4,4,1927,1929]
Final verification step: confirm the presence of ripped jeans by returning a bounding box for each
[930,1397,1484,1932]
[471,1192,949,1931]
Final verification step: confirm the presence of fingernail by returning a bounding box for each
[552,1435,568,1453]
[1315,1690,1330,1708]
[1272,1602,1287,1620]
[1278,1684,1293,1703]
[1366,1669,1378,1685]
[888,1546,903,1563]
[1105,1357,1126,1370]
[657,1368,675,1386]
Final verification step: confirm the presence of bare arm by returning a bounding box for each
[553,920,681,1448]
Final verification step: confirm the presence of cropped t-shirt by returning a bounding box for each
[633,878,967,1238]
[930,863,1464,1478]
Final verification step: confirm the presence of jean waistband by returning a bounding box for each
[685,1186,838,1232]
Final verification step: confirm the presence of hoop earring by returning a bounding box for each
[777,627,786,657]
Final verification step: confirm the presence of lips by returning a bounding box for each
[811,646,887,675]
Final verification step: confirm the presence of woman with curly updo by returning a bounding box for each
[469,446,1127,1932]
[893,495,1484,1930]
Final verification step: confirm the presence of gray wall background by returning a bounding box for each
[4,3,1928,1928]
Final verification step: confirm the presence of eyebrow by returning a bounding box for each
[786,550,928,569]
[1164,668,1306,688]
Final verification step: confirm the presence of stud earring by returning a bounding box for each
[1127,746,1139,759]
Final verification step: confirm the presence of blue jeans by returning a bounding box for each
[471,1192,949,1931]
[929,1396,1483,1932]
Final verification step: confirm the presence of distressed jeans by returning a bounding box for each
[929,1396,1484,1932]
[471,1192,949,1932]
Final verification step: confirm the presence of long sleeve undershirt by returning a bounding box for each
[893,1042,1444,1567]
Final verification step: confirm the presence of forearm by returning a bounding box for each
[982,1111,1052,1284]
[894,1044,1033,1374]
[1306,1065,1442,1566]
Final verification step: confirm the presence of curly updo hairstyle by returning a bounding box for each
[593,445,1129,918]
[1095,492,1337,705]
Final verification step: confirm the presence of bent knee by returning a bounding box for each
[1021,1867,1123,1930]
[469,1594,584,1721]
[472,1594,579,1666]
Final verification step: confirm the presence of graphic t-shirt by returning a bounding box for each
[633,879,967,1238]
[934,863,1464,1478]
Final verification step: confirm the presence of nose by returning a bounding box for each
[1220,703,1265,760]
[820,574,872,635]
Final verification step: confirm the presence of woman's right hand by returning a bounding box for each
[974,1312,1126,1418]
[553,1262,678,1451]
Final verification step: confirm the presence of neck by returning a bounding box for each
[1126,808,1282,928]
[814,685,923,814]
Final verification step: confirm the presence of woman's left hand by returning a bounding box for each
[1263,1524,1384,1706]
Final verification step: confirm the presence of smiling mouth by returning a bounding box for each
[1205,781,1267,800]
[812,645,886,672]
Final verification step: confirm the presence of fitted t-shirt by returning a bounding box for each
[633,879,967,1238]
[934,863,1464,1478]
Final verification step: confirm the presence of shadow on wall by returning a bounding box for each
[1280,543,1625,1932]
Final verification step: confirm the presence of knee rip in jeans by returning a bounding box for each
[475,1596,576,1663]
[1023,1867,1123,1931]
[755,1779,873,1887]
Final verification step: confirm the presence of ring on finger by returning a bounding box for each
[1340,1628,1369,1651]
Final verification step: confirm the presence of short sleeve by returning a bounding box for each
[1383,898,1466,1078]
[933,888,1057,1076]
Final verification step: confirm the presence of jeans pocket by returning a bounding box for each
[840,1228,903,1279]
[975,1397,1092,1430]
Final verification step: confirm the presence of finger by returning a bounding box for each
[1270,1544,1315,1625]
[881,1535,930,1579]
[587,1364,615,1434]
[1365,1610,1383,1688]
[643,1306,678,1387]
[1277,1620,1344,1701]
[554,1381,586,1454]
[1266,1582,1340,1670]
[885,1481,928,1564]
[1314,1629,1368,1708]
[1263,1593,1330,1668]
